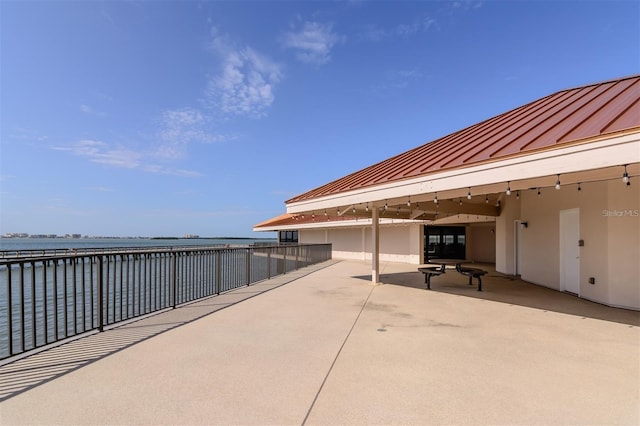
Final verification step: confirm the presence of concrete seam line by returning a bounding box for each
[301,283,376,425]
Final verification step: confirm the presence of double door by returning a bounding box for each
[425,226,466,260]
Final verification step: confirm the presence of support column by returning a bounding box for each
[372,206,380,284]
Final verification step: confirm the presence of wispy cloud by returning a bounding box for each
[80,104,107,117]
[54,140,141,168]
[53,139,204,177]
[155,107,227,160]
[360,17,436,42]
[450,1,483,11]
[206,27,283,118]
[370,68,424,96]
[281,21,343,65]
[87,186,114,192]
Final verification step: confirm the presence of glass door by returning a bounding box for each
[425,226,466,260]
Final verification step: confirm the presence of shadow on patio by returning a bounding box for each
[355,263,639,327]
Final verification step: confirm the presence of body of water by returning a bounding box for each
[0,237,276,253]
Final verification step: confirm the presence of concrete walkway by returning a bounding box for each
[1,260,638,425]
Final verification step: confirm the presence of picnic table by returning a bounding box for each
[418,259,487,291]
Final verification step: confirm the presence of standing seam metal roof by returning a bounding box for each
[286,75,640,204]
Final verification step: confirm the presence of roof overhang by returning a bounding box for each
[285,131,640,215]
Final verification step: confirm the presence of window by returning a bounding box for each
[279,230,298,243]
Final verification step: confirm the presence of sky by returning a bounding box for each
[1,0,638,238]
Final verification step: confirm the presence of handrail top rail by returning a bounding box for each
[0,243,331,264]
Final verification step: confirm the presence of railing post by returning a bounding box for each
[171,252,177,308]
[215,250,221,295]
[6,263,13,356]
[96,255,104,332]
[245,248,250,286]
[267,249,271,279]
[283,248,287,274]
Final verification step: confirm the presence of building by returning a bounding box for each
[255,75,640,310]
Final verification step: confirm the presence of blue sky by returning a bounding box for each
[1,0,638,238]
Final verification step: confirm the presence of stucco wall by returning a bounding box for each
[606,180,640,309]
[517,180,638,309]
[495,195,521,275]
[300,224,423,264]
[467,223,496,263]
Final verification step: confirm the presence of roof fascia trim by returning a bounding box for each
[286,131,640,213]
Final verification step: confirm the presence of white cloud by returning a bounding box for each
[281,21,342,65]
[207,28,283,118]
[155,107,225,160]
[54,140,141,168]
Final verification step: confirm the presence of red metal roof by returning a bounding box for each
[287,75,640,204]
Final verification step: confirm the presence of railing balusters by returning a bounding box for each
[0,244,330,360]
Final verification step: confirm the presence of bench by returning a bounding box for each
[457,267,487,291]
[418,267,444,290]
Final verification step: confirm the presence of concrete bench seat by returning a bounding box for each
[417,266,444,290]
[457,267,487,291]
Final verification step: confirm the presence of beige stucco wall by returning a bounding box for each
[495,194,521,275]
[606,180,640,309]
[516,180,639,310]
[300,224,423,264]
[466,223,496,263]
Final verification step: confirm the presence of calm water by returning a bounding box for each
[1,237,280,359]
[0,237,276,252]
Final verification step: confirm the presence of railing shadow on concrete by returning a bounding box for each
[354,265,640,327]
[0,260,339,402]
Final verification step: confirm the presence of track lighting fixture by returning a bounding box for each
[506,181,511,196]
[467,187,472,200]
[623,165,629,183]
[407,197,411,207]
[485,194,489,204]
[555,174,561,190]
[434,192,438,204]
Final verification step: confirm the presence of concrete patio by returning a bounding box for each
[1,260,638,425]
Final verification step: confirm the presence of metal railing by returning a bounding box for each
[0,244,331,360]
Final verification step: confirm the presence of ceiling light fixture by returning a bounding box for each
[555,174,561,190]
[506,181,511,196]
[623,165,630,183]
[467,187,472,200]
